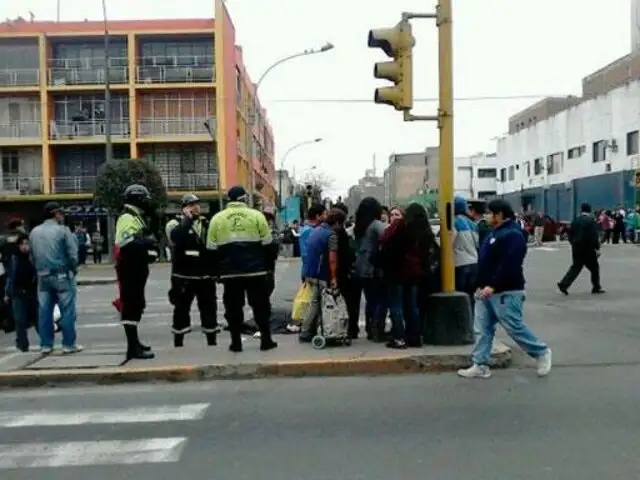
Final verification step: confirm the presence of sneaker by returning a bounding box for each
[536,349,552,377]
[40,346,53,354]
[457,364,491,379]
[62,345,84,355]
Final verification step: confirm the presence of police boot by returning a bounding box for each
[124,325,155,360]
[229,328,242,353]
[258,326,278,352]
[173,334,184,348]
[205,332,217,346]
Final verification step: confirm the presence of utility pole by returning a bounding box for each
[102,0,113,164]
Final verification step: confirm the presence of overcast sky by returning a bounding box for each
[3,0,631,196]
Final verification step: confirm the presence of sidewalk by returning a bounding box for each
[0,335,511,389]
[76,265,118,286]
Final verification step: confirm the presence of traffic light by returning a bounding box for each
[368,20,414,111]
[305,184,313,196]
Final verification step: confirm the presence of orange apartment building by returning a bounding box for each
[0,1,275,228]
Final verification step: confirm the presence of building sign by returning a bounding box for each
[61,204,109,217]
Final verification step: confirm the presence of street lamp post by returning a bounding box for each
[246,42,334,207]
[278,138,322,211]
[203,120,225,212]
[101,0,113,164]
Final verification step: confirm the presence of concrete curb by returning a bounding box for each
[0,346,512,389]
[77,278,117,286]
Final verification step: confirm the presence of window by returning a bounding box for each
[592,140,607,163]
[567,145,585,159]
[524,161,531,177]
[627,131,638,156]
[500,168,506,182]
[508,166,515,181]
[547,152,564,175]
[1,149,19,175]
[533,157,543,175]
[477,168,497,178]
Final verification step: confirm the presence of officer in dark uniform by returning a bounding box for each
[115,184,159,360]
[165,194,219,347]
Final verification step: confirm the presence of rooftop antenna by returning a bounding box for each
[29,11,35,22]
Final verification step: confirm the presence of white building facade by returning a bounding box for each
[454,152,498,199]
[495,80,640,220]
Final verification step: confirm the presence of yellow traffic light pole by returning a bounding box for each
[400,2,454,293]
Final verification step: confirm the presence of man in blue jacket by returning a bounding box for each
[458,199,552,379]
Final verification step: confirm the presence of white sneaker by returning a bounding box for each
[62,345,84,355]
[457,364,491,379]
[536,349,552,377]
[40,346,53,354]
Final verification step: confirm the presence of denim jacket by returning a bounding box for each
[29,219,78,277]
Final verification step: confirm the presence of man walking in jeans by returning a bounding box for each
[458,199,551,379]
[29,202,82,354]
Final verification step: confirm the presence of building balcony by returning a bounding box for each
[50,176,96,194]
[0,121,41,142]
[48,57,128,86]
[49,120,130,141]
[0,176,44,195]
[136,55,215,84]
[0,68,40,88]
[161,172,219,191]
[137,117,213,138]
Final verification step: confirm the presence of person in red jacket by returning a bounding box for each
[378,203,438,349]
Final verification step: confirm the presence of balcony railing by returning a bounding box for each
[50,176,96,194]
[137,117,212,137]
[0,121,41,140]
[0,68,39,87]
[48,57,128,86]
[0,176,44,195]
[136,55,215,84]
[160,172,219,191]
[49,120,130,139]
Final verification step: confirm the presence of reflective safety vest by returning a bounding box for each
[206,202,274,279]
[115,204,158,267]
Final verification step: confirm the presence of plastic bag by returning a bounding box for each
[53,304,61,322]
[291,283,313,322]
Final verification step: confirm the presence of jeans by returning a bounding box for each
[300,279,326,339]
[12,292,37,351]
[38,272,77,349]
[472,290,548,366]
[362,278,384,333]
[386,283,421,343]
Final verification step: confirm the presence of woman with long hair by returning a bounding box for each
[353,197,386,340]
[378,203,438,348]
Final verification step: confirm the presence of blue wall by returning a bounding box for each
[501,170,636,221]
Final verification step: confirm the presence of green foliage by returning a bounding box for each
[94,159,168,213]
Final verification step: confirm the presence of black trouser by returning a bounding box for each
[340,276,361,336]
[559,248,601,291]
[170,276,218,335]
[222,275,272,344]
[93,250,102,264]
[118,264,149,323]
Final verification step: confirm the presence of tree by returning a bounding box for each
[94,159,168,213]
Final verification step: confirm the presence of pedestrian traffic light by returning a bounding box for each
[305,184,313,196]
[367,20,414,111]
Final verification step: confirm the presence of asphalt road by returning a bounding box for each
[0,369,639,479]
[0,261,301,354]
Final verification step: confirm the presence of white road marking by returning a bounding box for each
[0,403,210,428]
[0,352,22,366]
[0,437,187,469]
[533,247,559,251]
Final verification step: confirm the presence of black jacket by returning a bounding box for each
[568,213,600,252]
[168,215,212,279]
[336,228,355,283]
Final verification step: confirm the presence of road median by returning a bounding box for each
[0,340,511,389]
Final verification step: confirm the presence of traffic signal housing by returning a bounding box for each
[368,20,414,111]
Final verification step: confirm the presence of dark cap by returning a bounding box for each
[227,185,247,202]
[43,201,62,217]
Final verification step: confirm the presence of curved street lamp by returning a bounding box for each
[278,138,323,210]
[248,43,334,206]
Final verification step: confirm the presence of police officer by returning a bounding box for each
[206,185,278,352]
[115,184,159,360]
[165,194,218,347]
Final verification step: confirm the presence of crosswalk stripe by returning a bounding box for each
[0,403,210,428]
[0,437,187,468]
